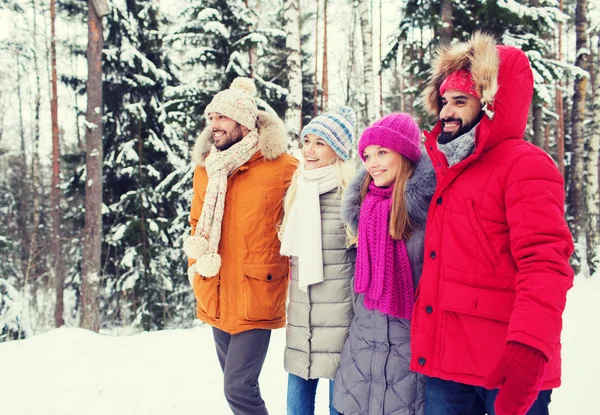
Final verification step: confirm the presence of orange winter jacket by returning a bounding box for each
[188,111,298,334]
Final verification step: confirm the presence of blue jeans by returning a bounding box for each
[425,376,552,415]
[287,373,340,415]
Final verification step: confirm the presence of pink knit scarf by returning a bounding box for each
[354,182,415,319]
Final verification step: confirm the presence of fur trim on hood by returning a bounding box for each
[423,32,499,118]
[192,110,288,166]
[341,152,437,235]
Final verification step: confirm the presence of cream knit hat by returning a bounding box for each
[205,77,258,130]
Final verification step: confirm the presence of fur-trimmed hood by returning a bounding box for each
[341,152,437,235]
[423,31,534,153]
[192,110,288,166]
[423,32,499,118]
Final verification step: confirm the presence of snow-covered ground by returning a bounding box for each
[1,274,597,415]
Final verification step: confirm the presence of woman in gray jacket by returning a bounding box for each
[279,106,357,415]
[333,113,436,415]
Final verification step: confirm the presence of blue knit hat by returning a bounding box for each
[300,106,356,161]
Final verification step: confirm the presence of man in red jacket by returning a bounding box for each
[410,32,574,415]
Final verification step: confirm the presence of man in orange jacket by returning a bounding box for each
[184,77,297,415]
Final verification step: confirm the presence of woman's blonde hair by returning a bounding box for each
[348,155,415,245]
[279,158,356,245]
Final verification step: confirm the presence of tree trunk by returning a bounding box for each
[556,89,565,176]
[591,35,595,95]
[544,109,550,154]
[81,0,104,332]
[531,104,544,148]
[345,2,357,107]
[68,24,83,151]
[137,122,151,332]
[283,0,302,146]
[440,0,453,46]
[30,0,42,286]
[568,0,589,275]
[378,0,383,117]
[399,47,405,113]
[358,0,374,122]
[586,35,600,274]
[529,0,546,152]
[556,0,565,177]
[313,0,319,116]
[15,49,31,280]
[321,0,328,109]
[17,50,27,182]
[244,0,254,78]
[49,0,65,327]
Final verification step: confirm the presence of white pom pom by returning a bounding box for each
[183,235,209,259]
[336,105,356,126]
[195,253,221,277]
[230,77,257,96]
[187,263,198,287]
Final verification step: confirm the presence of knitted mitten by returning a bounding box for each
[484,342,548,415]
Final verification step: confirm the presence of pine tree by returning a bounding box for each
[358,0,375,122]
[100,0,191,330]
[299,7,320,130]
[0,156,27,292]
[0,157,27,341]
[586,32,600,274]
[169,0,288,135]
[568,0,590,275]
[283,0,302,143]
[249,0,292,118]
[384,0,568,123]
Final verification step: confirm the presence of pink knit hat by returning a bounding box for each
[358,113,421,163]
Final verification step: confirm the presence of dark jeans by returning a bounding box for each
[425,376,552,415]
[213,327,272,415]
[286,373,340,415]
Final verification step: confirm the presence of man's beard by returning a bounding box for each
[213,126,245,151]
[438,111,484,144]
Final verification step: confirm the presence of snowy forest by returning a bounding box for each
[0,0,599,341]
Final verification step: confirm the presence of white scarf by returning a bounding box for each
[184,130,259,280]
[280,164,339,292]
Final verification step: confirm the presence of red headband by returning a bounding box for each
[439,69,480,99]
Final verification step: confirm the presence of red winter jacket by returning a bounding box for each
[410,33,574,389]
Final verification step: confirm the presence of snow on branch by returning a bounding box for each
[197,7,222,21]
[497,0,567,28]
[204,21,230,39]
[231,33,269,48]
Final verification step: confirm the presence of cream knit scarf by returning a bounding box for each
[184,129,260,281]
[280,164,339,292]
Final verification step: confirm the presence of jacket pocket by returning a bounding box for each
[439,280,515,377]
[440,280,514,322]
[243,263,288,322]
[466,199,500,266]
[192,275,220,319]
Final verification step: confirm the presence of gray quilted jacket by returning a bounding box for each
[333,153,436,415]
[284,188,357,380]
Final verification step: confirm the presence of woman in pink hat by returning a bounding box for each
[332,113,436,415]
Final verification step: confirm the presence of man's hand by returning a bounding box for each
[483,342,548,415]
